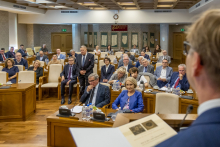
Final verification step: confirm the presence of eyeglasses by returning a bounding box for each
[88,79,95,83]
[162,62,168,64]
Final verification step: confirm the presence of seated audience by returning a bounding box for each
[138,58,154,74]
[157,50,171,64]
[69,49,78,59]
[118,56,134,72]
[126,52,135,62]
[164,64,189,91]
[94,45,101,55]
[56,48,65,59]
[112,77,144,113]
[2,58,19,83]
[100,57,115,83]
[154,59,173,88]
[40,44,48,54]
[129,67,148,87]
[46,54,61,70]
[7,47,15,58]
[106,45,113,55]
[135,56,144,68]
[118,54,132,66]
[130,44,139,54]
[120,47,125,53]
[143,46,151,52]
[80,73,110,108]
[28,60,43,84]
[108,66,127,85]
[17,44,27,57]
[0,48,7,61]
[35,51,48,61]
[60,57,77,105]
[141,51,150,60]
[14,52,28,69]
[153,44,161,55]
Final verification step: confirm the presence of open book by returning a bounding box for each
[69,114,177,147]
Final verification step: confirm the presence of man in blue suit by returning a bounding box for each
[14,52,28,69]
[56,49,66,59]
[7,47,15,58]
[156,9,220,147]
[101,57,115,83]
[0,48,7,61]
[141,51,150,60]
[154,59,173,88]
[164,64,189,91]
[80,73,110,108]
[118,56,134,72]
[17,44,27,57]
[135,56,144,68]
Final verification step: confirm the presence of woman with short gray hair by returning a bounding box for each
[108,67,127,85]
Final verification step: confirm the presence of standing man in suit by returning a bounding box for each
[80,73,110,108]
[56,49,65,59]
[138,58,154,74]
[0,48,7,61]
[118,56,134,72]
[100,57,115,83]
[35,51,48,62]
[141,51,150,60]
[164,64,189,91]
[17,44,27,57]
[76,45,94,95]
[14,52,28,69]
[157,50,171,64]
[60,57,77,104]
[156,9,220,147]
[154,59,173,88]
[7,47,15,58]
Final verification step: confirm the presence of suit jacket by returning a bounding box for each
[138,65,154,74]
[80,84,110,108]
[0,53,7,61]
[156,107,220,147]
[17,49,27,57]
[112,90,144,113]
[154,66,173,82]
[118,59,132,66]
[144,54,150,60]
[135,61,141,68]
[100,64,115,81]
[76,53,94,76]
[166,72,190,91]
[57,54,66,59]
[35,55,48,61]
[129,55,136,62]
[157,55,171,64]
[28,66,43,84]
[6,51,15,58]
[60,64,77,81]
[14,58,28,69]
[118,64,134,72]
[69,53,78,58]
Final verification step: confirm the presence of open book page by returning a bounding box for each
[118,114,177,147]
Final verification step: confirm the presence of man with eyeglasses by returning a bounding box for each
[138,58,154,74]
[154,59,173,88]
[80,73,110,108]
[14,52,28,69]
[60,57,77,104]
[118,56,134,72]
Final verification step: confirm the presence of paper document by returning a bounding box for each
[159,87,172,91]
[71,106,83,113]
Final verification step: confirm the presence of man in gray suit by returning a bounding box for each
[154,59,173,88]
[157,50,171,64]
[118,54,132,66]
[138,58,154,74]
[35,51,48,61]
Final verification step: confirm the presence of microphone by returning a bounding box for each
[179,105,193,131]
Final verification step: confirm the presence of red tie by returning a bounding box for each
[174,78,180,88]
[2,55,6,61]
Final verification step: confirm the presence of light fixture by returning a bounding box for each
[118,2,135,5]
[78,2,97,6]
[158,0,177,2]
[157,5,173,7]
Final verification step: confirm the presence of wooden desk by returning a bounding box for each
[0,83,36,122]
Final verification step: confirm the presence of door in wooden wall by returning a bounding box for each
[51,33,72,53]
[173,32,185,59]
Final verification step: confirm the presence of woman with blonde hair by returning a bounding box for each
[108,66,127,85]
[46,54,61,70]
[112,77,144,113]
[2,58,19,83]
[28,60,43,84]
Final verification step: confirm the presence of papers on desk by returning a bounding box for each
[69,114,177,147]
[71,106,83,113]
[159,87,172,91]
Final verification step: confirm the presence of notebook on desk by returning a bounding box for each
[0,86,11,89]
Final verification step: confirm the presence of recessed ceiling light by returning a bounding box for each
[157,5,173,7]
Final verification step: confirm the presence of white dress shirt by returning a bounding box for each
[40,56,43,61]
[91,83,99,105]
[57,54,60,59]
[105,65,109,72]
[137,76,148,86]
[124,65,128,72]
[160,67,167,79]
[198,98,220,116]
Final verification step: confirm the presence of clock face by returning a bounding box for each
[113,14,119,20]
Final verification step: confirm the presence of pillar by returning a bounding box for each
[9,13,18,49]
[72,24,81,52]
[160,24,169,53]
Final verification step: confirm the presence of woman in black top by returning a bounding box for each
[153,44,161,55]
[28,60,43,84]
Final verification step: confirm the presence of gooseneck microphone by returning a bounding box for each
[179,105,194,130]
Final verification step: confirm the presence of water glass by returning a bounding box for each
[111,115,116,121]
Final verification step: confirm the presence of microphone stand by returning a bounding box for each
[178,105,193,132]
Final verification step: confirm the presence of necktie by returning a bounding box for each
[89,87,95,104]
[174,78,180,88]
[2,55,6,61]
[82,56,85,67]
[68,66,72,80]
[12,52,14,57]
[145,67,147,72]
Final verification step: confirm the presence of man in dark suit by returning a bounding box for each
[35,51,48,62]
[7,47,15,58]
[101,57,115,83]
[80,73,110,107]
[118,56,134,72]
[76,45,94,95]
[0,48,7,61]
[126,52,135,62]
[60,57,77,104]
[17,44,27,57]
[141,51,150,60]
[156,9,220,147]
[138,58,154,74]
[164,64,189,91]
[14,52,28,69]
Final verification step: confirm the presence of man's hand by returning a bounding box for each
[87,85,93,92]
[108,80,116,85]
[103,79,108,82]
[61,76,65,81]
[8,78,11,80]
[158,77,161,81]
[66,80,71,85]
[162,78,167,82]
[80,70,86,75]
[179,74,183,80]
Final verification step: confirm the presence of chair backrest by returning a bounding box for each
[17,71,35,83]
[60,52,66,55]
[76,52,81,54]
[155,93,179,114]
[115,52,123,58]
[93,63,97,74]
[143,75,151,88]
[107,55,116,63]
[26,48,34,56]
[122,87,142,92]
[94,55,98,60]
[0,66,3,71]
[156,52,163,58]
[39,61,45,67]
[146,52,151,57]
[0,72,8,84]
[100,83,110,88]
[99,60,105,70]
[130,52,135,56]
[48,64,62,83]
[15,65,24,71]
[34,47,41,54]
[14,49,18,53]
[156,63,162,68]
[60,59,64,66]
[89,52,95,55]
[101,52,108,58]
